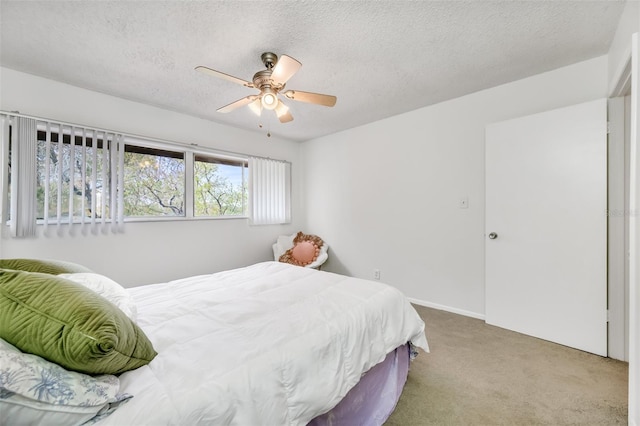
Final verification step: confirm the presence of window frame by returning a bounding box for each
[121,139,187,219]
[192,152,248,219]
[119,144,250,222]
[119,136,250,222]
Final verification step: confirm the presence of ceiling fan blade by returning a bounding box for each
[282,90,337,107]
[270,55,302,85]
[278,111,293,123]
[217,95,258,113]
[275,100,293,123]
[195,66,253,87]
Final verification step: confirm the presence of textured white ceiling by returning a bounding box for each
[0,0,626,141]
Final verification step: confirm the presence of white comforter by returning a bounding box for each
[99,262,428,425]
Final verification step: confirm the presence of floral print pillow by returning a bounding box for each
[0,338,131,425]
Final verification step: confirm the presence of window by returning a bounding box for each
[35,136,250,220]
[35,129,115,223]
[194,155,247,217]
[35,133,249,221]
[1,113,288,236]
[123,146,185,217]
[26,125,250,223]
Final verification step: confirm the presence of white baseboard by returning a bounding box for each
[408,297,486,321]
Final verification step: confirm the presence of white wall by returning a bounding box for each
[301,56,609,317]
[0,67,304,286]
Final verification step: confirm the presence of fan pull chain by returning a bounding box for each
[258,123,272,138]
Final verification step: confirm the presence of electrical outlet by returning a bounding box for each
[373,269,381,280]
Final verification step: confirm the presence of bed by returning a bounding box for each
[0,260,428,425]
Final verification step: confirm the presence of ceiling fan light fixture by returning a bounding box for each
[261,89,278,110]
[248,98,262,116]
[275,100,289,117]
[275,100,293,123]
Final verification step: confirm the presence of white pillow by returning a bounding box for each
[58,272,138,322]
[0,338,132,426]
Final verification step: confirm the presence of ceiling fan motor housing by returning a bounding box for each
[261,52,278,69]
[253,69,278,90]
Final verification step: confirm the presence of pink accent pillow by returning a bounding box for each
[291,241,318,265]
[279,231,324,267]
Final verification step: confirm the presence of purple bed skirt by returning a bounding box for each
[308,344,410,426]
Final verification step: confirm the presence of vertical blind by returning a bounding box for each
[11,117,37,237]
[0,113,125,237]
[249,157,291,225]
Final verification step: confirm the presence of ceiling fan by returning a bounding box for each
[195,52,337,123]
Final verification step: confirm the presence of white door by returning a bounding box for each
[485,99,607,356]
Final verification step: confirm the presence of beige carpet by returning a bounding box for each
[385,305,628,425]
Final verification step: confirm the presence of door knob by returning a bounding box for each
[488,232,498,240]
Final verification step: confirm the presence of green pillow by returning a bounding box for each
[0,258,92,275]
[0,269,157,375]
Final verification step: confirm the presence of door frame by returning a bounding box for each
[629,32,640,426]
[612,32,640,426]
[607,96,627,362]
